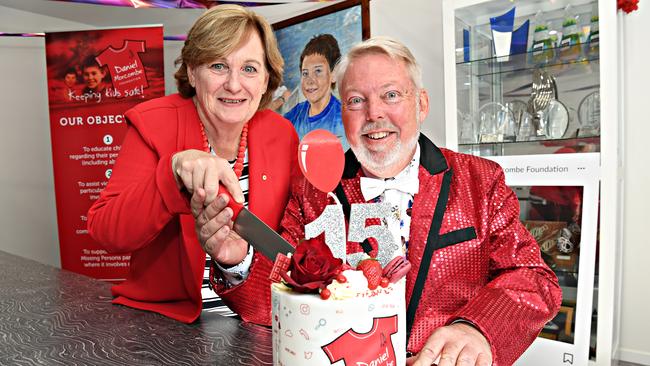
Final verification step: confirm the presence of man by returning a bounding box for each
[194,37,561,366]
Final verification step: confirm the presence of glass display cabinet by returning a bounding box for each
[486,153,601,366]
[442,0,622,365]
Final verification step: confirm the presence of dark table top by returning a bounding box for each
[0,250,273,365]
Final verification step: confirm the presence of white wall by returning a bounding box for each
[0,36,59,267]
[371,0,446,146]
[164,41,184,95]
[619,5,650,365]
[0,6,92,268]
[0,3,89,32]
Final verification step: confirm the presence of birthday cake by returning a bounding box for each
[270,238,410,366]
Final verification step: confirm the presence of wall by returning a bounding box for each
[0,6,92,268]
[163,41,184,95]
[370,0,445,146]
[0,35,60,267]
[619,4,650,365]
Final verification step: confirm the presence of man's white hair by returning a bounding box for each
[334,36,423,92]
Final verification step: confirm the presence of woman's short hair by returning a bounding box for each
[299,34,341,72]
[174,4,283,109]
[334,36,423,92]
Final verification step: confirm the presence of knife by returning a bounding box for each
[218,185,295,261]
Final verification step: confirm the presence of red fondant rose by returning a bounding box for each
[280,235,342,293]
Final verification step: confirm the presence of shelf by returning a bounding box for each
[554,267,579,274]
[456,43,600,78]
[458,136,600,156]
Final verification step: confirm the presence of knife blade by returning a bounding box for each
[218,185,295,261]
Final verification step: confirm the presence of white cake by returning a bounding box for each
[271,270,406,366]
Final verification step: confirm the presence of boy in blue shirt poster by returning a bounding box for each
[284,34,349,151]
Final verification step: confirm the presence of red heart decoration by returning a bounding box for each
[298,129,345,193]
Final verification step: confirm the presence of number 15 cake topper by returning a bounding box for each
[299,130,397,268]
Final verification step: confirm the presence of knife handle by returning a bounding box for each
[218,185,244,219]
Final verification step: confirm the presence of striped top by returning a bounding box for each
[201,149,249,316]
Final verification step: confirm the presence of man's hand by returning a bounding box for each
[406,323,492,366]
[192,189,249,266]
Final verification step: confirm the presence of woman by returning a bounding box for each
[88,5,299,325]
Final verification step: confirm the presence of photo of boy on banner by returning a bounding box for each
[80,54,111,97]
[46,28,165,106]
[273,0,369,150]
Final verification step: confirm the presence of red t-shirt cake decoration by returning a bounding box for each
[322,315,399,366]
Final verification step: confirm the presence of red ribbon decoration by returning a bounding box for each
[47,0,334,9]
[618,0,639,13]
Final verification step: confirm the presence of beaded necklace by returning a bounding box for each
[198,121,249,178]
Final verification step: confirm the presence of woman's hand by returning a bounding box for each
[191,189,249,266]
[171,149,244,205]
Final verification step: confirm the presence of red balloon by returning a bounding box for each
[298,129,345,193]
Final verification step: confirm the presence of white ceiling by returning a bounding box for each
[0,0,341,35]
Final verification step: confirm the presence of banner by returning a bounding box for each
[45,26,165,280]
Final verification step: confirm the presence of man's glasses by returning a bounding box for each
[343,89,414,111]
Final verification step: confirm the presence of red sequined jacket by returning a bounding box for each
[277,135,562,366]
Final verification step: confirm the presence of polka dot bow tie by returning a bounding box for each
[360,176,419,202]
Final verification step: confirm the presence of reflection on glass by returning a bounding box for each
[578,91,600,137]
[458,111,477,144]
[513,185,584,345]
[544,100,570,139]
[517,111,536,141]
[558,5,583,62]
[530,11,556,65]
[503,101,523,142]
[586,15,600,58]
[478,102,514,143]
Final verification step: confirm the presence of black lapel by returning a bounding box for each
[418,134,448,175]
[406,168,453,342]
[341,148,361,179]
